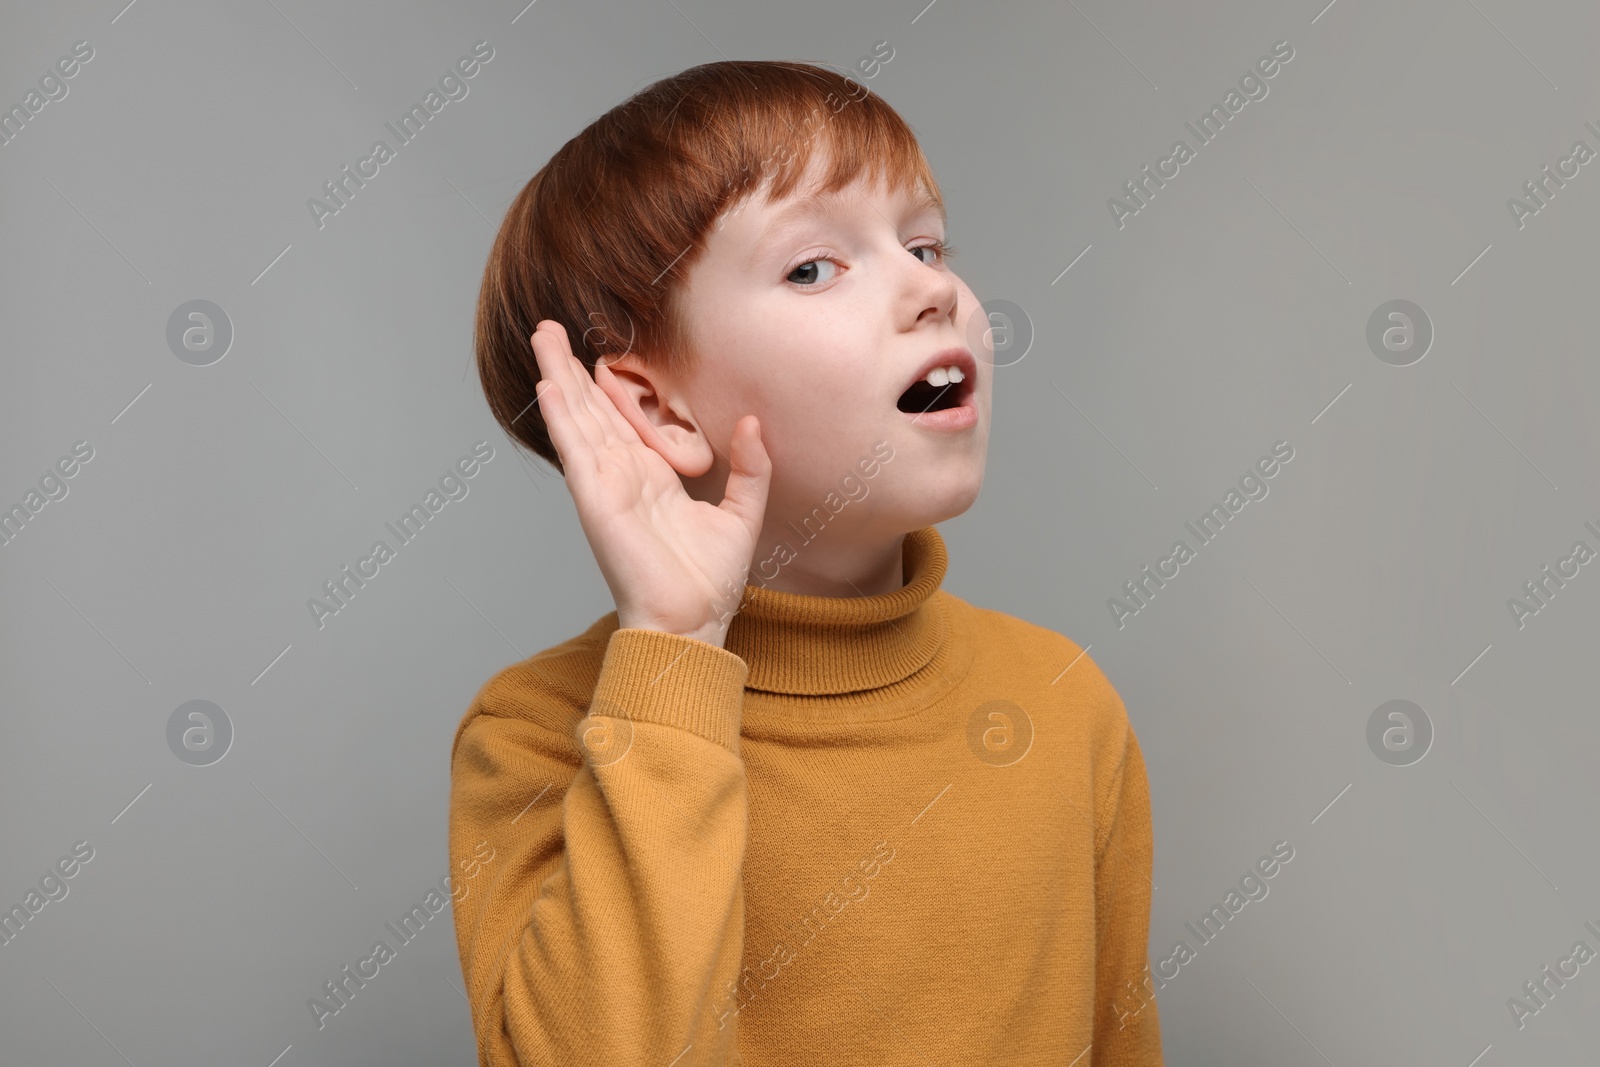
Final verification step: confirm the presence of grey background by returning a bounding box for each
[3,0,1599,1064]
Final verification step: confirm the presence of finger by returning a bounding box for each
[529,330,604,482]
[531,321,595,424]
[530,321,582,421]
[718,415,772,537]
[532,379,586,479]
[531,322,609,455]
[589,359,649,446]
[543,321,613,436]
[540,322,643,452]
[528,327,591,467]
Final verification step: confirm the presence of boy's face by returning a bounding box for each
[607,149,992,553]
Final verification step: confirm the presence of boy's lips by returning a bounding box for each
[900,390,977,430]
[896,346,979,431]
[898,346,979,399]
[894,345,979,426]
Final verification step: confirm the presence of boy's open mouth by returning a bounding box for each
[896,377,971,414]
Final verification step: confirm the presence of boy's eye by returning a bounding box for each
[787,258,837,286]
[786,240,952,287]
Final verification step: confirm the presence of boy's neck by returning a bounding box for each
[746,529,908,598]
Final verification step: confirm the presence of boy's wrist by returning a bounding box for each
[618,616,729,649]
[681,625,729,648]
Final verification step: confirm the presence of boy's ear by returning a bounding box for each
[592,352,716,478]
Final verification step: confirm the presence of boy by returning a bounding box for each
[451,59,1163,1065]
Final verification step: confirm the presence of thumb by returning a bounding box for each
[718,415,772,536]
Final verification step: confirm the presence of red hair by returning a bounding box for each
[474,59,944,472]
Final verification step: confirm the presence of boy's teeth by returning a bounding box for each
[923,365,964,387]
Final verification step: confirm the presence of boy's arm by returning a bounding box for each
[450,627,751,1067]
[1092,719,1165,1065]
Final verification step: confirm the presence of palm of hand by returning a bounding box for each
[529,320,771,643]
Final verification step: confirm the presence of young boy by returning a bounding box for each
[451,59,1163,1065]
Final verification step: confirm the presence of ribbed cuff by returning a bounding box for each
[587,628,751,753]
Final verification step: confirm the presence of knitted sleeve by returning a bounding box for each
[449,627,752,1066]
[1092,718,1165,1064]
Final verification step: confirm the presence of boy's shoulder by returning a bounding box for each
[947,593,1131,729]
[450,612,618,760]
[950,595,1143,852]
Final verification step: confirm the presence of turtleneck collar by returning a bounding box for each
[719,525,968,724]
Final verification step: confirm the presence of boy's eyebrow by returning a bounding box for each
[750,187,947,255]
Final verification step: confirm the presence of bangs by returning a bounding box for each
[709,68,941,220]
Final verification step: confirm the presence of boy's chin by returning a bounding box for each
[926,489,983,527]
[896,478,986,530]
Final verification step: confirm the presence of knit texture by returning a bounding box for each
[448,525,1163,1065]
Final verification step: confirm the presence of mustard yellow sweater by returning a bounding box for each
[448,525,1163,1065]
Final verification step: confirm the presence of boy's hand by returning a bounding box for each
[530,319,772,647]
